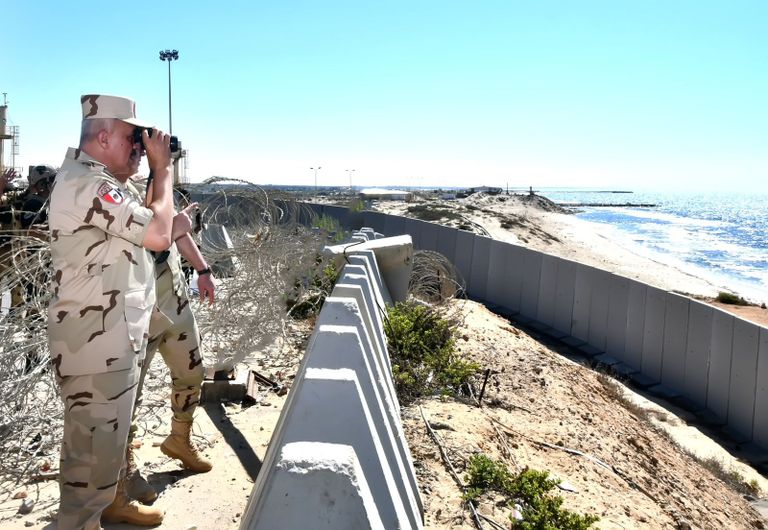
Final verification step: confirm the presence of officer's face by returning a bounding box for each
[107,121,143,179]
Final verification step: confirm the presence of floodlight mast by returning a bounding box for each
[159,49,179,134]
[346,169,356,191]
[310,166,322,193]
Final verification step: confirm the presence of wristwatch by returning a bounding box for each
[197,267,212,276]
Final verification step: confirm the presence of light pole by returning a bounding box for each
[346,169,356,191]
[159,49,179,134]
[310,166,321,193]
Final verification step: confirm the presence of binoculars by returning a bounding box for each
[133,127,181,154]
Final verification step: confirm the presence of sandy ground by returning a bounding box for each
[5,300,766,530]
[2,194,767,529]
[404,300,767,529]
[0,316,311,530]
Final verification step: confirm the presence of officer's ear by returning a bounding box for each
[96,128,111,150]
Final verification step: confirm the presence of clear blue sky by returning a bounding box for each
[2,0,766,191]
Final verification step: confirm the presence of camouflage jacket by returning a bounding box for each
[128,178,186,297]
[48,148,156,377]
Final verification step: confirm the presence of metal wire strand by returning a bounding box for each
[0,183,323,495]
[408,249,466,303]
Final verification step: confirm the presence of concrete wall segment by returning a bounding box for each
[452,230,476,293]
[279,368,412,528]
[606,275,630,359]
[346,252,392,307]
[402,218,423,249]
[754,328,768,447]
[586,269,612,352]
[519,247,543,319]
[333,282,393,380]
[486,240,510,313]
[707,309,735,422]
[495,243,524,315]
[363,212,388,234]
[641,286,667,382]
[684,301,713,407]
[304,325,422,521]
[383,213,407,238]
[324,235,413,303]
[468,236,492,302]
[552,257,577,335]
[243,441,385,530]
[623,281,647,371]
[660,293,690,391]
[321,205,350,229]
[571,264,594,342]
[318,297,400,412]
[536,254,559,328]
[727,319,761,439]
[434,225,458,266]
[418,220,442,253]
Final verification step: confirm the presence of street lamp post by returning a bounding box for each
[159,49,179,134]
[346,169,356,192]
[310,166,321,193]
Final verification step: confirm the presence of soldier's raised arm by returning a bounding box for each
[140,128,174,251]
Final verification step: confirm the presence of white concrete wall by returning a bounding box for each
[252,441,385,530]
[324,235,414,303]
[350,208,768,450]
[302,205,768,449]
[241,235,423,529]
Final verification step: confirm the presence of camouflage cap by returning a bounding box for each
[28,164,57,187]
[80,94,153,128]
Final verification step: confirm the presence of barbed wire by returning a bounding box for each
[0,182,326,496]
[409,249,466,303]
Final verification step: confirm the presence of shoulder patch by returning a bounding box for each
[97,183,124,205]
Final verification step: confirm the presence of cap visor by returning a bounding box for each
[121,117,155,128]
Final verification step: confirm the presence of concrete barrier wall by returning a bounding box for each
[349,208,768,449]
[241,234,422,529]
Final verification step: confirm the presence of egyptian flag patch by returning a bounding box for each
[98,183,124,205]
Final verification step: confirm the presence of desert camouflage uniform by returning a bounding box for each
[132,222,204,433]
[0,189,27,309]
[48,148,156,530]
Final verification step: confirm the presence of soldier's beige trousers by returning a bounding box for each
[133,267,204,433]
[57,365,138,530]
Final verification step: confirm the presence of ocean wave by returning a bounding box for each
[545,190,768,301]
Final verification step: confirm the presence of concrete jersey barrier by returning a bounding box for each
[304,203,768,452]
[240,233,423,529]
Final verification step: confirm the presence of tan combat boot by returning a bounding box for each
[125,443,158,504]
[160,419,212,472]
[102,477,164,526]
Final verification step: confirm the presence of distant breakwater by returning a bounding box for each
[558,202,658,207]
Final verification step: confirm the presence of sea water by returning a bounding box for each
[539,189,768,303]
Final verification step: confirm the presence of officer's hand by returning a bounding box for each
[197,272,216,305]
[1,168,17,190]
[143,128,172,172]
[171,203,198,241]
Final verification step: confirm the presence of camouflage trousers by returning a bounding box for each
[0,249,25,310]
[57,365,139,530]
[132,270,204,437]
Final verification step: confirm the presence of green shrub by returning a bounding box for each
[463,454,600,530]
[285,258,339,319]
[406,204,463,222]
[385,301,478,402]
[716,291,749,306]
[464,454,515,501]
[314,215,346,242]
[348,198,365,212]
